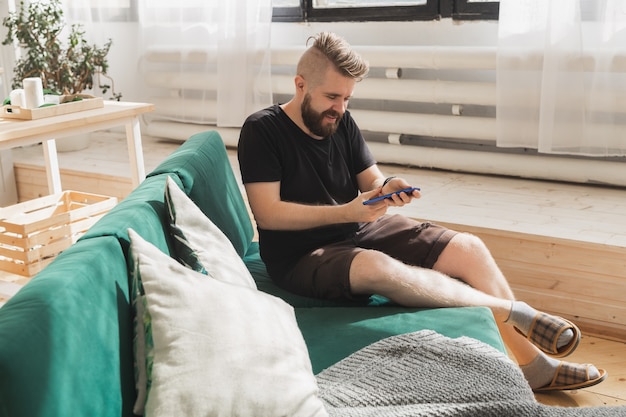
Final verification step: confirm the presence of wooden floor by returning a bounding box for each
[2,130,626,408]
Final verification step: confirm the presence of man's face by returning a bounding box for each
[301,92,341,137]
[299,68,356,138]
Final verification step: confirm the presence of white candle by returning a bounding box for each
[23,77,45,109]
[9,89,26,108]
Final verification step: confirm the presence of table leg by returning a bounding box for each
[42,139,62,194]
[125,116,146,188]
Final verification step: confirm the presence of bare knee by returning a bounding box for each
[434,232,493,274]
[453,232,489,254]
[435,232,514,297]
[349,249,402,295]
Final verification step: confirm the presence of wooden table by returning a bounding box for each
[0,101,154,194]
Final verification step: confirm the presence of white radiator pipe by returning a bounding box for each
[272,75,497,106]
[368,142,626,187]
[349,109,496,141]
[144,72,218,90]
[142,46,498,69]
[142,48,217,64]
[270,46,498,70]
[145,72,497,107]
[148,97,218,122]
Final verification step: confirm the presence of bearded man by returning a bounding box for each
[237,31,605,392]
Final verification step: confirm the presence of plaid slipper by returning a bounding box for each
[534,362,608,392]
[517,312,581,357]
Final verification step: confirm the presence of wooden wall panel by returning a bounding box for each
[438,221,626,341]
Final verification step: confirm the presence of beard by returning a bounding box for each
[301,93,342,137]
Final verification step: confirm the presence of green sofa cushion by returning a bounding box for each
[147,131,255,258]
[246,240,506,375]
[296,306,506,374]
[0,236,134,417]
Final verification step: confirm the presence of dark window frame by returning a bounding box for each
[272,0,499,22]
[272,5,305,22]
[452,0,499,20]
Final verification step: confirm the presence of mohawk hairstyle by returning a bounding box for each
[299,32,369,83]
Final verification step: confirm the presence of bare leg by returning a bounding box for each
[349,233,541,365]
[430,233,541,365]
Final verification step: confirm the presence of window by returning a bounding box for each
[272,0,499,22]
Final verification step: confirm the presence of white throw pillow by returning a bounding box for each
[129,229,328,417]
[134,177,259,415]
[164,175,256,289]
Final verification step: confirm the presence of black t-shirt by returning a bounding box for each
[238,104,376,279]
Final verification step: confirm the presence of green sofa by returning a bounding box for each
[0,130,504,417]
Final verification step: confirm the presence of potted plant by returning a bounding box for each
[2,0,122,150]
[2,0,121,101]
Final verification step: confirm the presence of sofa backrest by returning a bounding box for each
[81,130,254,262]
[80,173,175,256]
[148,130,255,258]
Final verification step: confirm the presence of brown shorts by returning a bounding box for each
[281,214,457,300]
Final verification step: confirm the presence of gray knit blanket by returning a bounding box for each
[317,330,626,417]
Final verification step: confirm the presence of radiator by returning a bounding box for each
[140,46,626,187]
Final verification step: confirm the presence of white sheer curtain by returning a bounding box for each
[65,0,273,128]
[497,0,626,156]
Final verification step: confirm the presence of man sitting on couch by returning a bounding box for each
[237,31,606,393]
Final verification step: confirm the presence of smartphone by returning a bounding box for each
[362,187,421,205]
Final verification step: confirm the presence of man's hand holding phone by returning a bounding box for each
[363,187,421,205]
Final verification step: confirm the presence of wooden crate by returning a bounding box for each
[0,191,117,277]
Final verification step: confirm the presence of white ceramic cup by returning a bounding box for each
[23,77,45,109]
[9,89,26,108]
